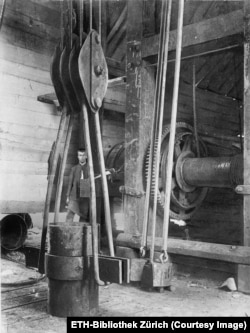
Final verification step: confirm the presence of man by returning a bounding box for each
[66,148,89,223]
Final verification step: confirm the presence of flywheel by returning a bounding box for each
[144,122,208,220]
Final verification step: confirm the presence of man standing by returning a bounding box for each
[66,148,89,222]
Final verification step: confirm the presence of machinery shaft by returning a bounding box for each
[181,154,243,189]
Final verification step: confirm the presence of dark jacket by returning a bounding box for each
[67,163,89,200]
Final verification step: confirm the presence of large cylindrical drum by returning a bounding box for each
[0,214,32,251]
[46,223,98,317]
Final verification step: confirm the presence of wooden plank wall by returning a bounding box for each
[0,0,62,214]
[0,0,126,219]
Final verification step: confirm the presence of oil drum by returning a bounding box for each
[45,222,98,317]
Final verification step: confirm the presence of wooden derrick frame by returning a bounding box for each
[122,0,250,293]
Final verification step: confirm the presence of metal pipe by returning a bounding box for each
[162,0,184,256]
[144,43,242,68]
[94,112,115,257]
[38,107,68,273]
[150,0,172,262]
[182,155,243,189]
[54,114,74,224]
[82,103,104,286]
[192,62,200,157]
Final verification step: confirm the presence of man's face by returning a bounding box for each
[78,151,87,164]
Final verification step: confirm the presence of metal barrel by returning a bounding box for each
[46,223,98,317]
[0,214,32,251]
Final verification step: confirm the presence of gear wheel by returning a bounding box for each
[144,122,208,220]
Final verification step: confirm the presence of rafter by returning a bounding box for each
[142,9,243,58]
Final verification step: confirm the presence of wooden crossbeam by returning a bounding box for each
[38,77,126,113]
[106,57,125,77]
[116,233,250,265]
[107,5,127,44]
[142,9,243,58]
[107,21,126,58]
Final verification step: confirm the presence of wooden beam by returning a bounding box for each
[142,0,156,37]
[142,9,243,58]
[123,0,156,235]
[107,5,126,44]
[106,57,125,77]
[106,21,126,58]
[37,78,126,114]
[244,1,250,246]
[116,233,250,265]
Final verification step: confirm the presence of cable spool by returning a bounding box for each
[144,122,208,220]
[105,142,125,174]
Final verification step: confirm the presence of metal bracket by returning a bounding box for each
[235,185,250,195]
[119,185,145,198]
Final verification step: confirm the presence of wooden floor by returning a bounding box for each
[1,257,250,333]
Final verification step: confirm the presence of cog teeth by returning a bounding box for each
[144,123,204,221]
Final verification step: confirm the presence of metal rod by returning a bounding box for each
[54,114,74,224]
[60,0,64,51]
[69,0,73,49]
[99,0,101,40]
[144,43,242,68]
[192,62,200,157]
[90,0,93,31]
[162,0,185,254]
[80,0,83,47]
[38,107,68,273]
[94,112,115,257]
[141,0,167,255]
[82,103,104,286]
[150,0,172,262]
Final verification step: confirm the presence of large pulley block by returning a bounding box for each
[78,30,108,112]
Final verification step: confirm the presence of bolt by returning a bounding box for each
[237,186,243,192]
[95,65,103,76]
[94,97,102,109]
[95,34,101,44]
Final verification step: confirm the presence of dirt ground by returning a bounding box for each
[1,256,250,333]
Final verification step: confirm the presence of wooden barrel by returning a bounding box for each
[45,223,98,317]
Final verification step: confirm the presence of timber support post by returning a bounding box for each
[240,0,250,293]
[123,0,155,236]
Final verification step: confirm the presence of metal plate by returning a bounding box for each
[48,223,92,257]
[45,254,84,280]
[100,255,131,284]
[90,256,123,284]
